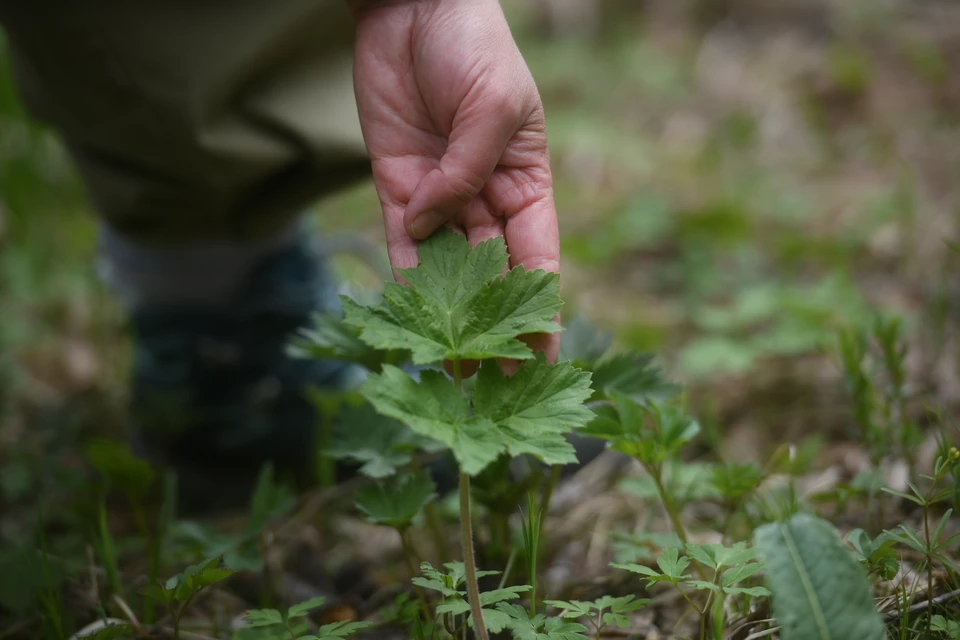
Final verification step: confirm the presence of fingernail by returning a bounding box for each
[410,210,447,239]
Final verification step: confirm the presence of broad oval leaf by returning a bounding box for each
[754,513,885,640]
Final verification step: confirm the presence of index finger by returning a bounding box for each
[485,166,562,364]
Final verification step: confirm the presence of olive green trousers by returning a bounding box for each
[0,0,371,247]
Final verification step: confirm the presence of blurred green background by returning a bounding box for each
[2,0,959,465]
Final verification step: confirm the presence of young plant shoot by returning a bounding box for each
[344,228,594,639]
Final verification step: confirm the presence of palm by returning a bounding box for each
[352,1,559,278]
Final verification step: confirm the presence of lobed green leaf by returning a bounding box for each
[343,228,563,365]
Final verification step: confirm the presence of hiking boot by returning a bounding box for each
[128,236,362,513]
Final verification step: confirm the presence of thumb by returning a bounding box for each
[403,95,524,240]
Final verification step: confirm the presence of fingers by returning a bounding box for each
[381,201,421,278]
[403,92,524,240]
[462,195,507,251]
[493,166,562,364]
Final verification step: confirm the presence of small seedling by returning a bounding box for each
[710,462,764,539]
[882,445,960,631]
[931,615,960,639]
[138,557,235,640]
[846,528,900,581]
[544,595,651,638]
[244,595,373,640]
[582,391,700,545]
[496,603,590,640]
[413,561,532,635]
[613,543,768,640]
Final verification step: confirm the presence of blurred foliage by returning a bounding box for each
[2,0,957,486]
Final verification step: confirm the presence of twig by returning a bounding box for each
[883,587,960,623]
[728,617,777,640]
[112,594,143,634]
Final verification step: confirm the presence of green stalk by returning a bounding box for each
[146,471,177,625]
[459,472,488,640]
[37,504,64,640]
[923,499,933,633]
[648,465,710,582]
[649,466,689,545]
[521,492,542,616]
[97,497,123,599]
[453,360,489,640]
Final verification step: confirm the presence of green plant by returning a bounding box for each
[846,528,900,581]
[138,557,236,640]
[37,504,66,640]
[339,228,595,639]
[710,462,764,540]
[167,464,296,572]
[496,603,590,639]
[354,470,437,619]
[519,492,543,616]
[244,596,373,640]
[754,513,886,640]
[544,595,651,639]
[413,561,532,635]
[613,542,768,639]
[882,444,960,631]
[931,614,960,639]
[582,392,700,546]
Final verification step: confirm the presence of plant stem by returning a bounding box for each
[649,466,712,581]
[460,473,489,640]
[649,466,688,545]
[401,529,433,622]
[97,497,123,599]
[453,360,489,640]
[922,499,934,632]
[700,600,708,640]
[498,548,517,590]
[523,492,542,617]
[36,504,64,640]
[173,608,182,640]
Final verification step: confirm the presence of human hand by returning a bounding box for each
[350,0,561,365]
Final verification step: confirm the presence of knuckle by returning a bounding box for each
[445,170,486,205]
